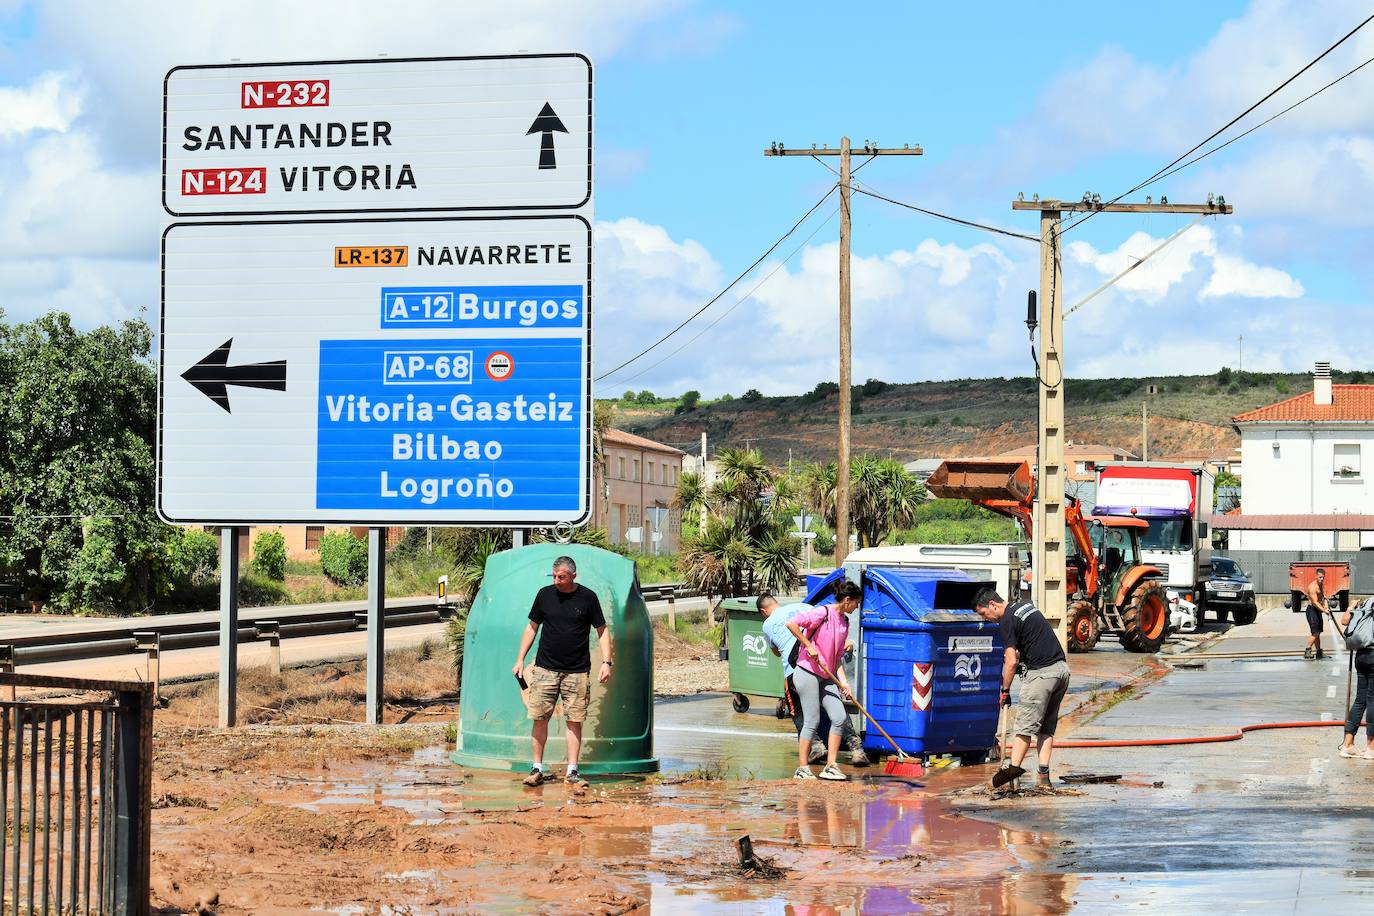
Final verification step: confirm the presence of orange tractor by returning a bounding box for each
[926,460,1172,653]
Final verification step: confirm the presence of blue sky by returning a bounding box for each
[0,0,1371,397]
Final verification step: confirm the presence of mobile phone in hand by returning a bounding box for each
[515,672,529,690]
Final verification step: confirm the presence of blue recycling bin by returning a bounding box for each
[807,567,1004,762]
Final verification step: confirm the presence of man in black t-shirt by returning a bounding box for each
[974,588,1071,789]
[512,555,611,788]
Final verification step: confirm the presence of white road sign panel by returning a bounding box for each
[157,216,591,525]
[163,54,591,216]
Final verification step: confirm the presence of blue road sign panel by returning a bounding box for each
[316,337,583,512]
[379,284,584,330]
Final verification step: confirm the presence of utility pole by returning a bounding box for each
[1012,194,1232,646]
[1238,334,1243,374]
[699,431,708,534]
[766,138,923,564]
[1141,400,1149,462]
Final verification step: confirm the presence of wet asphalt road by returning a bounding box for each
[953,606,1374,912]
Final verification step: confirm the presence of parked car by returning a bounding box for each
[1203,556,1257,625]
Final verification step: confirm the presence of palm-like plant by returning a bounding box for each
[803,456,925,549]
[676,448,800,598]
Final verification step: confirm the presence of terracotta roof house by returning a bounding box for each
[1216,362,1374,551]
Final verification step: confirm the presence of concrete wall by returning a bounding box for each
[1219,549,1374,596]
[1240,426,1374,514]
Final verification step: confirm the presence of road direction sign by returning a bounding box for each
[163,54,591,217]
[157,215,591,525]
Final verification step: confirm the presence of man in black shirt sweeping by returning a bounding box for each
[512,556,612,787]
[974,588,1071,789]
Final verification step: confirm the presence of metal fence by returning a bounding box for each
[0,674,151,915]
[1218,549,1374,596]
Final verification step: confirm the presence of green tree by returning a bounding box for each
[741,388,763,403]
[801,456,925,548]
[319,531,369,586]
[675,389,701,413]
[0,311,171,611]
[251,530,287,581]
[635,389,657,404]
[674,448,798,597]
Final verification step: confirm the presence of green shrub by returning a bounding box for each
[169,528,220,584]
[319,531,369,586]
[799,381,839,405]
[251,530,287,581]
[238,572,289,606]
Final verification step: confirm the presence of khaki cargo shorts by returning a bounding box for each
[525,665,592,723]
[1014,660,1071,738]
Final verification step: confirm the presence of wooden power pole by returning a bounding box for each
[766,138,923,565]
[1012,195,1232,645]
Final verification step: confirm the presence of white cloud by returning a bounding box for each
[19,0,696,162]
[1204,253,1304,299]
[1066,225,1302,304]
[593,213,1333,396]
[0,71,82,137]
[0,131,155,258]
[593,220,1038,396]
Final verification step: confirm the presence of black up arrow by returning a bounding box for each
[181,338,287,414]
[527,102,568,170]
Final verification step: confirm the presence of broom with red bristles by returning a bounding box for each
[812,654,924,778]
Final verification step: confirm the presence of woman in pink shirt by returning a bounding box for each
[787,580,862,780]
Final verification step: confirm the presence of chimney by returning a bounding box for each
[1313,361,1333,407]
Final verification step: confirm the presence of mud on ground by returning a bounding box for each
[149,726,1050,914]
[144,646,1052,914]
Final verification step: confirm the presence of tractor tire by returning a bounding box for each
[1066,600,1100,653]
[1119,581,1170,653]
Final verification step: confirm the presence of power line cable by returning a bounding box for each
[594,185,837,382]
[850,185,1040,242]
[1062,10,1374,235]
[597,206,840,390]
[1147,50,1374,189]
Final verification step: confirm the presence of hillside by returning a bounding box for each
[617,370,1346,465]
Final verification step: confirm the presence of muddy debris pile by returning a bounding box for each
[735,834,789,880]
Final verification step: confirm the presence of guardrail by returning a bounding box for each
[0,599,450,670]
[0,583,704,672]
[639,582,688,602]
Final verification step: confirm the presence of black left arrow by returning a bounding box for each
[527,101,568,170]
[181,338,287,414]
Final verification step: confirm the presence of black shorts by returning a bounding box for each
[1306,605,1325,636]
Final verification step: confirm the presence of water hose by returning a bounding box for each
[1054,720,1345,749]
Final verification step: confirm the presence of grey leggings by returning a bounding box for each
[794,666,846,742]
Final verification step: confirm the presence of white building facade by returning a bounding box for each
[1225,363,1374,550]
